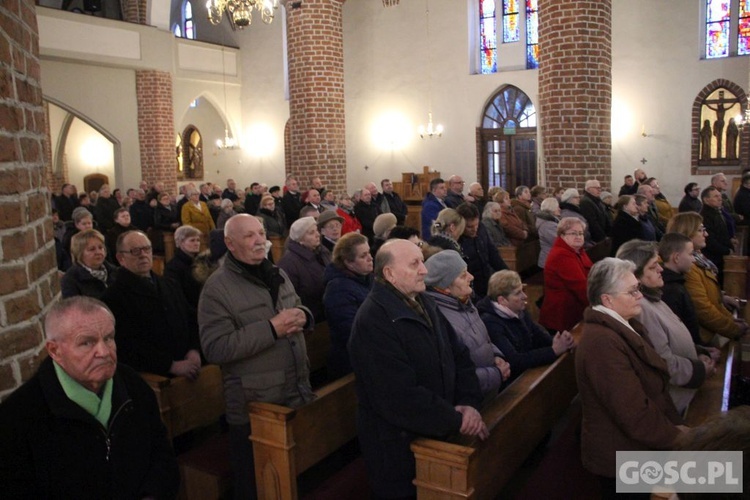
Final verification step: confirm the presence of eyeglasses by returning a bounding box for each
[120,245,152,256]
[611,286,642,298]
[564,231,585,237]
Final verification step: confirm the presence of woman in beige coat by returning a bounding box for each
[616,240,717,415]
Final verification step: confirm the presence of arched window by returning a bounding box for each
[179,125,203,180]
[691,80,747,174]
[478,0,539,74]
[478,85,537,190]
[184,1,195,40]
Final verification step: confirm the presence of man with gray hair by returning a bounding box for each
[579,179,611,243]
[445,174,474,208]
[0,297,179,498]
[199,214,314,499]
[349,239,488,498]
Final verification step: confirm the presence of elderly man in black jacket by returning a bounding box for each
[579,179,612,243]
[0,296,179,499]
[349,239,488,499]
[102,230,202,379]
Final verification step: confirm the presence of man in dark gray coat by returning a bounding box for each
[198,214,313,499]
[349,239,488,498]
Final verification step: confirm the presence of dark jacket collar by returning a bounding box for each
[369,280,437,328]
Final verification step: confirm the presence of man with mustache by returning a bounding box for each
[199,214,314,499]
[0,297,179,498]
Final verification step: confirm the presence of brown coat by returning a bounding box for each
[511,199,536,236]
[683,261,742,343]
[575,308,682,477]
[500,205,528,247]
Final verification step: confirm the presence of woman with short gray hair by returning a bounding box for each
[481,201,510,247]
[535,197,560,268]
[217,198,237,230]
[576,257,684,495]
[616,240,716,415]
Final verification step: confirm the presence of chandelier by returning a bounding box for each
[418,0,443,139]
[216,45,239,151]
[206,0,280,29]
[382,0,400,6]
[418,113,443,139]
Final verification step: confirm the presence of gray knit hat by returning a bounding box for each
[373,213,397,238]
[424,250,467,289]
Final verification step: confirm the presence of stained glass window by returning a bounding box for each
[503,0,520,43]
[482,86,537,129]
[526,0,539,69]
[706,0,731,58]
[739,0,750,54]
[184,1,195,40]
[480,0,498,74]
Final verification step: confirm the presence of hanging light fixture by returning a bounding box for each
[418,0,443,139]
[216,45,239,151]
[206,0,280,29]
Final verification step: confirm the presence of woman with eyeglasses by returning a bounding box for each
[666,212,748,345]
[616,239,717,415]
[538,217,593,333]
[576,257,686,498]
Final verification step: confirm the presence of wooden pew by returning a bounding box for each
[269,235,286,263]
[249,373,358,500]
[306,321,331,374]
[684,340,740,427]
[410,326,582,499]
[140,364,226,441]
[499,238,540,275]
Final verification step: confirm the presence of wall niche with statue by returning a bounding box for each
[692,80,748,174]
[177,125,204,180]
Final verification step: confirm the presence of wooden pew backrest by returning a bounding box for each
[249,373,358,500]
[141,364,225,440]
[410,325,582,499]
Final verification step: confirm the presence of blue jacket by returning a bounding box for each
[421,192,446,238]
[477,296,557,381]
[322,264,373,379]
[349,280,482,498]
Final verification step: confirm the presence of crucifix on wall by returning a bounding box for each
[700,89,742,164]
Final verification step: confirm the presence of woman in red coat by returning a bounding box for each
[539,217,593,332]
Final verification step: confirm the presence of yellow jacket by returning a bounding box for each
[683,261,741,343]
[181,201,215,235]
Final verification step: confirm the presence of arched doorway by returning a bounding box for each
[478,85,537,192]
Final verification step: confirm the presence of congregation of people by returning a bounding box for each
[3,168,750,499]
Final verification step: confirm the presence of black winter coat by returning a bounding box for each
[459,223,508,298]
[322,264,373,379]
[163,248,203,311]
[579,191,612,243]
[101,268,200,376]
[476,296,556,381]
[0,358,179,499]
[610,211,643,256]
[661,267,703,346]
[701,206,733,275]
[348,281,483,498]
[60,261,116,299]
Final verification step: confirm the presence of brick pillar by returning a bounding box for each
[286,0,347,194]
[0,0,59,398]
[136,70,177,194]
[538,0,612,191]
[121,0,148,25]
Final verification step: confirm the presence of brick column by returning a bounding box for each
[121,0,148,25]
[136,70,177,194]
[538,0,612,190]
[286,0,347,194]
[0,0,59,397]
